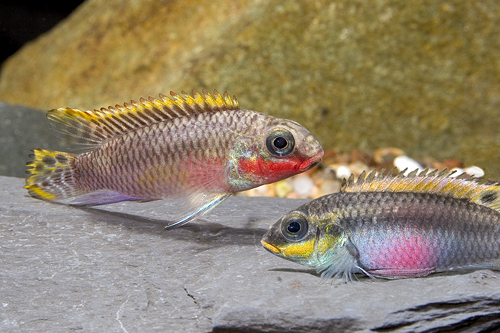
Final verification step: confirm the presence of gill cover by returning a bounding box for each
[263,210,371,282]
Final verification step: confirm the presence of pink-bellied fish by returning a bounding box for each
[262,168,500,281]
[25,90,323,227]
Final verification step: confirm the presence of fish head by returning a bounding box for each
[261,118,324,174]
[230,116,324,190]
[261,208,346,268]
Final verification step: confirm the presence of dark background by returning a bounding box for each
[0,0,84,66]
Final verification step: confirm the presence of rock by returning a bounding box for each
[1,1,500,176]
[1,176,500,332]
[452,166,485,178]
[374,147,406,165]
[292,175,314,198]
[0,102,70,177]
[320,179,341,196]
[393,155,423,174]
[275,179,293,198]
[332,164,352,179]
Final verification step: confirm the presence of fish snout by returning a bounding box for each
[297,135,324,171]
[299,150,323,171]
[261,239,281,254]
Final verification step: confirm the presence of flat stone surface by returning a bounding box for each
[1,176,500,332]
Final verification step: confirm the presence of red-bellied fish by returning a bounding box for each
[25,90,323,227]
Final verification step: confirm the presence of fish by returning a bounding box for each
[25,89,323,227]
[261,168,500,281]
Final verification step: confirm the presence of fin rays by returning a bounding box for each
[25,149,80,201]
[47,90,239,146]
[164,193,232,228]
[342,168,500,212]
[317,239,371,283]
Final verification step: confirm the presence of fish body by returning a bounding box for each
[25,90,323,226]
[261,169,500,281]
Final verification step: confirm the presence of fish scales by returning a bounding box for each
[307,191,500,272]
[261,169,500,281]
[26,90,323,227]
[88,114,238,194]
[76,114,233,196]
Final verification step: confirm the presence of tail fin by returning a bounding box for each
[25,149,81,201]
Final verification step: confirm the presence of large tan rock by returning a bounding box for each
[1,0,500,175]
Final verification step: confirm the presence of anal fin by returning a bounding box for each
[367,267,435,279]
[67,190,146,206]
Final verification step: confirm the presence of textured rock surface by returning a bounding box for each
[1,176,500,332]
[1,1,500,175]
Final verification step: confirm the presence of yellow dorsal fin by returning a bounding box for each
[341,168,500,212]
[47,89,239,145]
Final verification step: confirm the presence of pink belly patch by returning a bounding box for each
[358,228,441,277]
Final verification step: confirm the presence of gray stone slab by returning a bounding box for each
[0,102,70,178]
[1,176,500,332]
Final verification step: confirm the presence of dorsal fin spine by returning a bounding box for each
[47,89,240,146]
[223,91,235,107]
[413,178,433,192]
[110,111,135,130]
[447,182,465,196]
[407,169,418,177]
[366,169,377,181]
[384,176,399,192]
[103,112,130,132]
[357,171,366,184]
[136,105,156,123]
[114,111,136,130]
[418,169,428,177]
[213,90,226,108]
[202,89,217,109]
[182,93,203,113]
[397,168,407,178]
[343,168,500,212]
[453,185,475,198]
[148,97,167,117]
[437,169,448,177]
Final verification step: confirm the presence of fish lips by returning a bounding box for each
[261,239,282,254]
[299,151,323,172]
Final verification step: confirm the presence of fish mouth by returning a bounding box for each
[299,151,323,172]
[261,240,281,254]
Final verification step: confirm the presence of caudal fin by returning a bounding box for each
[25,149,82,201]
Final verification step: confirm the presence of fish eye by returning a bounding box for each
[266,130,295,157]
[281,215,308,241]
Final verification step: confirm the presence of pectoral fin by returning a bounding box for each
[317,238,371,283]
[164,192,231,228]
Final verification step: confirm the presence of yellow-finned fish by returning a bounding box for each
[262,169,500,281]
[25,90,323,227]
